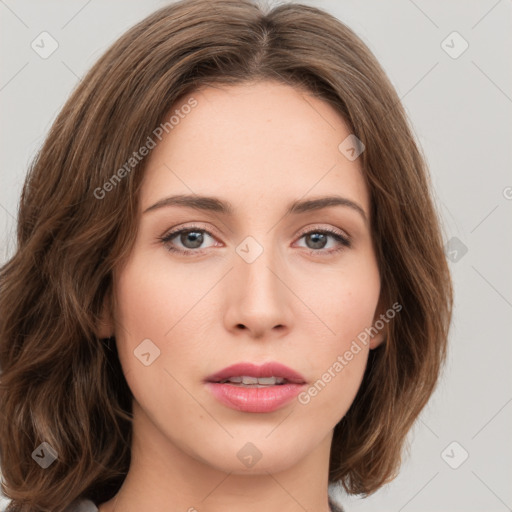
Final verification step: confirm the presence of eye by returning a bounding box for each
[295,227,351,255]
[159,226,219,255]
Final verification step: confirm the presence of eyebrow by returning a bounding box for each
[143,194,368,224]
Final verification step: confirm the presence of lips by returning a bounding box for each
[204,361,307,413]
[205,361,306,385]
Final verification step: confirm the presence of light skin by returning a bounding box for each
[97,80,385,512]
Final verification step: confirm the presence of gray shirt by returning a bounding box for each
[63,500,98,512]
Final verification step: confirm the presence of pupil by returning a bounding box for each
[181,231,203,249]
[307,233,327,249]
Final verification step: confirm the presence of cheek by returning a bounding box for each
[296,254,380,349]
[114,252,199,343]
[112,256,172,382]
[112,253,212,392]
[293,256,379,418]
[111,258,197,422]
[297,315,371,425]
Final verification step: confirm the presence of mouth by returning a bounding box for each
[215,376,289,387]
[204,362,307,413]
[205,361,307,386]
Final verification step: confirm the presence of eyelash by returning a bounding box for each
[159,225,351,257]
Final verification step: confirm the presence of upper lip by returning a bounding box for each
[205,362,306,384]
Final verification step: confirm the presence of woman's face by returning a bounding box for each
[108,80,384,475]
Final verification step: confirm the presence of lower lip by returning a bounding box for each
[205,382,306,413]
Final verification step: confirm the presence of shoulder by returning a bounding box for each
[63,499,99,512]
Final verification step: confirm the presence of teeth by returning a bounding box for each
[257,377,283,385]
[226,376,243,383]
[221,376,286,385]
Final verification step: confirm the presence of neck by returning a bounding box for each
[98,400,336,512]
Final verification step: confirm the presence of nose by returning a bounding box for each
[223,240,294,339]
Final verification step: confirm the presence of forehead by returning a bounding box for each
[141,80,369,217]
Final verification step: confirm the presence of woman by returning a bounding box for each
[0,1,453,511]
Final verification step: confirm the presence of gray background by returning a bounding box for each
[1,1,511,511]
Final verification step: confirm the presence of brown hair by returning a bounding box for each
[0,0,453,509]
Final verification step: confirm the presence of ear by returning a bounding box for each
[94,292,114,339]
[369,293,388,350]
